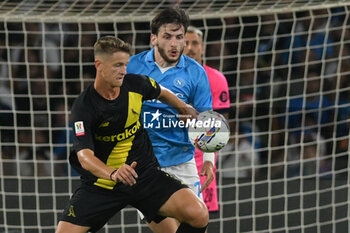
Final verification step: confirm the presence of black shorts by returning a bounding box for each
[59,168,187,232]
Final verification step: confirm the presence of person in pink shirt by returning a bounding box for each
[184,26,230,212]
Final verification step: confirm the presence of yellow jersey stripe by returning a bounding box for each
[125,92,142,127]
[94,92,143,189]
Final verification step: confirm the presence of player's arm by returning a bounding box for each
[77,148,138,186]
[201,71,230,190]
[191,69,215,191]
[141,75,197,118]
[157,85,198,119]
[200,152,215,192]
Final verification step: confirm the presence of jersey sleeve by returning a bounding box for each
[139,75,161,101]
[70,97,95,153]
[211,72,230,111]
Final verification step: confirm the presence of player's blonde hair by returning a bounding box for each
[94,36,131,58]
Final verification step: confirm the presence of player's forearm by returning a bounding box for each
[77,148,115,180]
[157,86,199,120]
[157,85,187,112]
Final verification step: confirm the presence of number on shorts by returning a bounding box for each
[194,181,201,197]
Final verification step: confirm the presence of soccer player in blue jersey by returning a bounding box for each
[127,7,215,233]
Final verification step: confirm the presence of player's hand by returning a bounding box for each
[178,104,198,122]
[200,161,214,192]
[112,161,138,186]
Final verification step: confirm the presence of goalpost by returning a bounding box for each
[0,0,349,232]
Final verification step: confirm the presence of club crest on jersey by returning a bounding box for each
[74,121,85,136]
[173,77,185,88]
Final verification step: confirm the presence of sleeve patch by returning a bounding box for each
[74,121,85,136]
[219,91,228,103]
[149,77,158,89]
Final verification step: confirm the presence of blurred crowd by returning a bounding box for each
[0,7,349,179]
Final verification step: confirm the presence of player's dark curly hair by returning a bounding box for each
[151,7,189,35]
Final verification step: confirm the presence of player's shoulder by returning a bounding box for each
[182,55,207,79]
[183,55,205,70]
[129,50,149,63]
[203,65,225,78]
[75,84,92,101]
[71,84,94,112]
[203,64,228,85]
[123,73,156,92]
[124,73,149,83]
[128,50,152,73]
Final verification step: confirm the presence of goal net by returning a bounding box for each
[0,0,349,232]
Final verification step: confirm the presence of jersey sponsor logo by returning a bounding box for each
[99,121,110,128]
[95,121,141,142]
[219,91,228,103]
[74,121,85,136]
[173,77,185,88]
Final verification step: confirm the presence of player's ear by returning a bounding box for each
[95,58,102,71]
[200,41,205,56]
[151,34,157,46]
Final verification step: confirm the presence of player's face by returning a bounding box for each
[151,23,186,65]
[96,51,129,87]
[184,32,203,64]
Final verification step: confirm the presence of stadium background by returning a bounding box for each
[0,1,349,232]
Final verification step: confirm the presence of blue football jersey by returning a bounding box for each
[127,49,212,167]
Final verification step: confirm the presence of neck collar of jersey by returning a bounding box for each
[146,48,185,69]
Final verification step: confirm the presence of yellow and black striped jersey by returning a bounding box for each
[69,74,161,190]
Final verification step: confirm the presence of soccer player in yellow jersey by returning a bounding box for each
[55,36,208,233]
